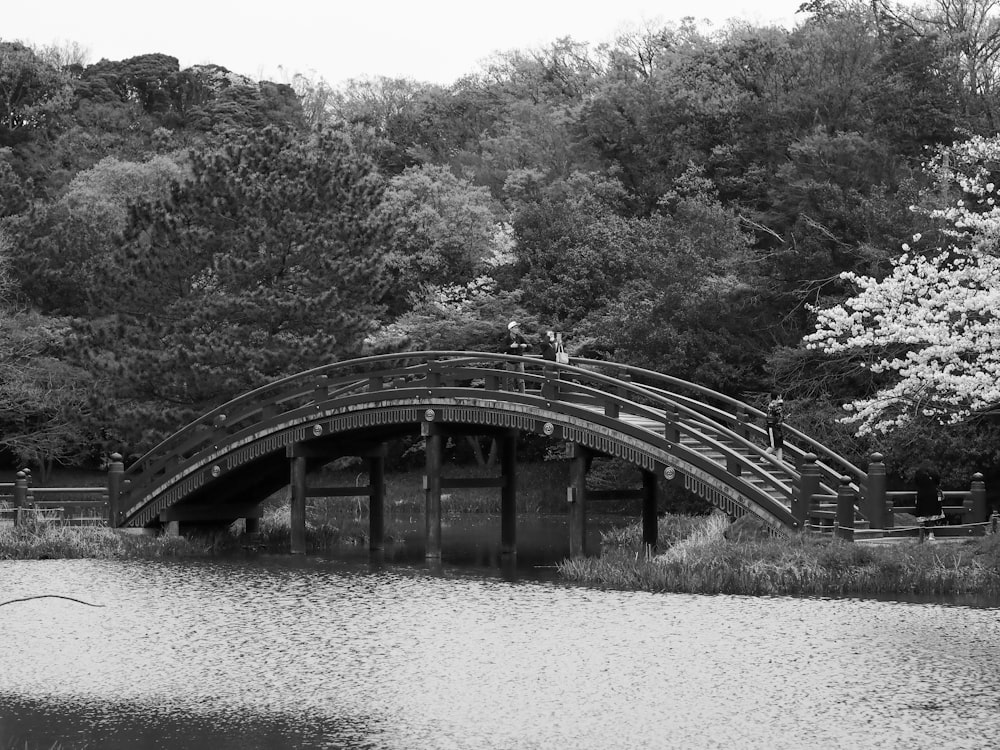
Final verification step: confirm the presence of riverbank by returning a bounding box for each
[0,524,212,560]
[559,512,1000,600]
[5,510,1000,602]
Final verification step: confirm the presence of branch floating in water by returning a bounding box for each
[0,595,104,608]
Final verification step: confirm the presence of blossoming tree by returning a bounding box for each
[805,133,1000,436]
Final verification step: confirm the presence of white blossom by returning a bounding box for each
[806,134,1000,435]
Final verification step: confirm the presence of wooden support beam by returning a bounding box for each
[568,443,588,558]
[642,470,658,555]
[305,486,375,498]
[369,452,385,551]
[159,505,263,522]
[290,455,307,555]
[586,489,645,501]
[424,427,443,559]
[500,429,517,556]
[440,477,507,489]
[286,441,388,459]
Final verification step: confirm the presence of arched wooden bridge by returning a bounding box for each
[97,351,954,556]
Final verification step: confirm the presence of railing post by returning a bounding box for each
[794,453,819,531]
[13,470,27,528]
[970,473,987,524]
[866,453,886,529]
[836,476,855,542]
[736,406,751,441]
[664,404,680,444]
[107,453,124,528]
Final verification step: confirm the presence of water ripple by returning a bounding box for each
[1,557,998,749]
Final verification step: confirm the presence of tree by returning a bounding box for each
[0,234,98,479]
[0,41,73,141]
[77,125,389,449]
[7,153,187,315]
[579,168,765,391]
[804,133,1000,435]
[874,0,1000,126]
[375,164,501,313]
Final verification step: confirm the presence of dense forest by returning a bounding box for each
[2,0,1000,489]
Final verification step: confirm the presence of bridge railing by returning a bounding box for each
[573,359,868,503]
[0,471,108,527]
[118,351,804,529]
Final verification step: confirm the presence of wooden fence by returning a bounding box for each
[0,470,109,528]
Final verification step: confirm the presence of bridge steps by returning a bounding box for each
[610,410,798,513]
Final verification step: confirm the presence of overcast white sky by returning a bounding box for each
[6,1,804,86]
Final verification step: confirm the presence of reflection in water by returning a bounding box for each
[0,516,998,750]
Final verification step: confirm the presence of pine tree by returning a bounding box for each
[80,125,388,448]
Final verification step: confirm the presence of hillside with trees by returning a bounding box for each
[2,0,1000,491]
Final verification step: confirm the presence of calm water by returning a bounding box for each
[1,516,999,750]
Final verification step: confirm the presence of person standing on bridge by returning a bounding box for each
[913,463,944,542]
[765,393,785,462]
[540,330,558,362]
[502,321,529,393]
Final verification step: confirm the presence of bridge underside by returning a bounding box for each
[125,397,794,547]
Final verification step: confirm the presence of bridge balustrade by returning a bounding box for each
[2,352,989,546]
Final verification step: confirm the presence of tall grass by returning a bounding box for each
[560,513,1000,598]
[0,521,209,559]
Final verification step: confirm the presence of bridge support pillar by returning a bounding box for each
[568,443,589,558]
[423,422,443,559]
[369,451,386,551]
[500,429,518,556]
[642,470,658,556]
[290,456,307,554]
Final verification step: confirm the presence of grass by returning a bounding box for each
[0,463,574,558]
[0,520,212,559]
[558,512,1000,599]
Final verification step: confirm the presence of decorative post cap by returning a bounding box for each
[870,452,884,463]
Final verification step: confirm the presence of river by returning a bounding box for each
[1,515,998,749]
